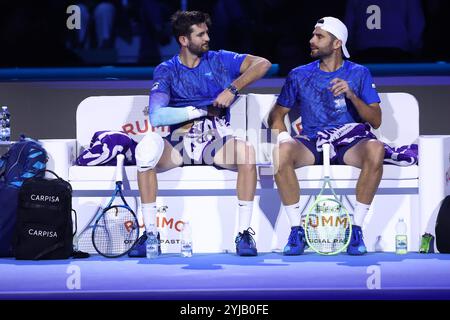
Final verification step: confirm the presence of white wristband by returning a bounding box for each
[186,106,208,120]
[277,131,294,144]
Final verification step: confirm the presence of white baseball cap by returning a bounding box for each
[314,17,350,58]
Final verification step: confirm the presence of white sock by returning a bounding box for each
[141,202,157,233]
[353,201,370,227]
[238,200,253,232]
[284,201,301,227]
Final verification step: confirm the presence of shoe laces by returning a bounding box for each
[288,227,300,245]
[235,227,256,245]
[352,227,363,243]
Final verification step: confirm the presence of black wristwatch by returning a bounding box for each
[227,84,239,96]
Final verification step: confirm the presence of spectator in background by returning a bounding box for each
[137,0,176,65]
[186,0,252,58]
[73,0,119,49]
[236,0,346,75]
[280,1,346,74]
[243,0,287,73]
[0,0,81,67]
[345,0,425,62]
[210,0,250,54]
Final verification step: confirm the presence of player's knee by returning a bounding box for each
[243,142,256,165]
[236,140,256,167]
[365,140,384,167]
[278,141,293,154]
[135,132,164,172]
[274,143,293,167]
[274,156,293,174]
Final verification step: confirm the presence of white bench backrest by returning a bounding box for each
[76,93,418,161]
[246,93,420,165]
[372,92,420,146]
[76,95,247,152]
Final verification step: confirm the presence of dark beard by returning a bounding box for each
[311,44,334,59]
[188,43,209,56]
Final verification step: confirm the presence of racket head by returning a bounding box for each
[304,196,352,255]
[73,205,103,253]
[92,204,139,258]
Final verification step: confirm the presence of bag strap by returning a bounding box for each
[34,169,62,180]
[25,169,72,193]
[72,209,77,236]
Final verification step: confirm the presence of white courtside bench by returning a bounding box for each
[40,93,450,253]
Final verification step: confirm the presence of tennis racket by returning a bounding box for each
[73,205,103,254]
[92,154,139,257]
[304,143,352,255]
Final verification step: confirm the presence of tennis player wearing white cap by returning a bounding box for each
[268,17,384,256]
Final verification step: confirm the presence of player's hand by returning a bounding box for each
[207,105,225,117]
[213,89,236,108]
[330,78,355,99]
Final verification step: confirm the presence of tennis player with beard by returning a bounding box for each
[269,17,383,256]
[129,10,271,257]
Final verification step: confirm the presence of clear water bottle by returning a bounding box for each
[333,94,347,113]
[146,231,159,259]
[180,222,193,257]
[395,218,407,254]
[374,235,384,252]
[0,105,11,142]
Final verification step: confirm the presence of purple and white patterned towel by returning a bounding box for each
[78,126,419,167]
[316,123,418,166]
[76,130,137,166]
[383,143,418,166]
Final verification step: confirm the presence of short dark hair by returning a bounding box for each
[171,10,212,45]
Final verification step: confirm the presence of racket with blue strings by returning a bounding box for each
[92,154,139,257]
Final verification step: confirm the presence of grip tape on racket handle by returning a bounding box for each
[322,143,331,177]
[116,154,125,183]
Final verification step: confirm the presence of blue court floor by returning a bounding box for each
[1,252,450,300]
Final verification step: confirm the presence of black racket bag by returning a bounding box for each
[13,170,74,260]
[436,195,450,253]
